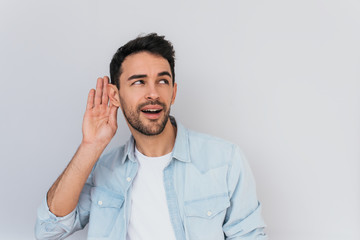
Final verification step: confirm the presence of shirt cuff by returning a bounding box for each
[37,195,76,227]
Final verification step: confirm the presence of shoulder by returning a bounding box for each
[186,128,243,171]
[187,129,235,153]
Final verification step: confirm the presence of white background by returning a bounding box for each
[0,0,359,239]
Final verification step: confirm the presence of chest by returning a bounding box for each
[88,160,230,240]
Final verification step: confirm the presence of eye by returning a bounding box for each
[132,80,144,85]
[159,79,169,84]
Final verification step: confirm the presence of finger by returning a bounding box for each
[102,76,109,106]
[94,77,103,106]
[86,89,95,110]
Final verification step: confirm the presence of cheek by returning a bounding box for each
[118,94,130,111]
[119,93,142,111]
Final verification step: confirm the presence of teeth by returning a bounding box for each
[144,109,160,112]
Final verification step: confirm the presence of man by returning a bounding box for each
[35,33,267,240]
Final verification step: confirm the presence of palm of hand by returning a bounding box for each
[82,77,119,146]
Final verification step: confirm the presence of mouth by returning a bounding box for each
[140,105,163,119]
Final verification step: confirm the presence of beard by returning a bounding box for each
[120,97,170,136]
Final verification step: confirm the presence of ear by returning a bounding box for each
[171,82,177,105]
[107,84,121,108]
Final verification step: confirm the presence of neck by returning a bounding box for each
[130,120,176,157]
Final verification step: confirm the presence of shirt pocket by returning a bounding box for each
[183,164,229,239]
[88,186,124,238]
[184,194,230,240]
[184,194,230,219]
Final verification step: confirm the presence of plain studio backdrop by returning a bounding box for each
[0,0,359,239]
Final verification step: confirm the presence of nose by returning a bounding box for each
[145,83,159,100]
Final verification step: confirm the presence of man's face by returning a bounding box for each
[118,51,177,136]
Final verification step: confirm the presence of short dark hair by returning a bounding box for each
[110,33,175,89]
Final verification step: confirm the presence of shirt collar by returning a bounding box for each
[171,117,191,163]
[120,116,191,164]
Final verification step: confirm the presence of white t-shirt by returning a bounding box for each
[126,147,176,240]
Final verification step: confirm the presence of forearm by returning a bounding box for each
[47,141,107,217]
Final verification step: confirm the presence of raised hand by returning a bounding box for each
[82,76,119,147]
[46,77,119,217]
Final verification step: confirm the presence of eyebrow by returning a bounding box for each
[128,74,147,80]
[157,71,172,78]
[127,71,172,81]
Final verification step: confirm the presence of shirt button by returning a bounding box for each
[98,200,103,206]
[207,211,212,216]
[126,177,131,182]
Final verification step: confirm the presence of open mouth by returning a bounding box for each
[141,109,162,114]
[140,104,164,118]
[139,102,165,119]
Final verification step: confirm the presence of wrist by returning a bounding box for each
[81,138,108,148]
[70,141,107,169]
[79,140,108,155]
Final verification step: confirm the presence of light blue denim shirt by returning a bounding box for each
[35,118,267,240]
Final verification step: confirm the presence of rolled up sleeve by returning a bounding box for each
[223,145,267,239]
[35,180,93,239]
